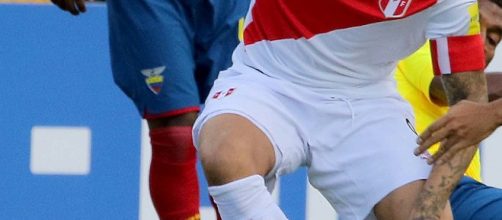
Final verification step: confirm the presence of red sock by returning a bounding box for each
[149,126,200,220]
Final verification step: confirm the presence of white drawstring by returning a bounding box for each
[331,97,355,127]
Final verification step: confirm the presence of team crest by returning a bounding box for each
[379,0,413,18]
[141,66,166,95]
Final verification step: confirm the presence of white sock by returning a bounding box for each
[209,175,287,220]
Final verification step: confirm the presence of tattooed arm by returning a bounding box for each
[410,72,488,220]
[440,72,487,105]
[428,73,502,106]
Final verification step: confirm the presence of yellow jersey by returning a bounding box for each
[395,42,482,182]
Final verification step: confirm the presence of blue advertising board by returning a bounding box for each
[0,4,141,219]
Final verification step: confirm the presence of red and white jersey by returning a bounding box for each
[231,0,484,97]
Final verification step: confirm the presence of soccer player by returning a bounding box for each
[50,0,249,219]
[396,1,502,219]
[194,0,487,219]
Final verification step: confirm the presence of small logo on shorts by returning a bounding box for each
[141,66,166,95]
[212,88,236,99]
[379,0,413,18]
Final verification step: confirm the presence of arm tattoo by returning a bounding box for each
[412,147,477,220]
[441,72,488,105]
[411,72,487,219]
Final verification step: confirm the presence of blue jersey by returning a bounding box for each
[107,0,249,118]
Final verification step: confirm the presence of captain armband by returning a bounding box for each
[429,34,485,76]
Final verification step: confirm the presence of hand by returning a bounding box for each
[51,0,86,15]
[414,100,499,164]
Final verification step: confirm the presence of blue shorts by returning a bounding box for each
[450,176,502,220]
[107,0,249,118]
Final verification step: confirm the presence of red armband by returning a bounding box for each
[430,34,485,75]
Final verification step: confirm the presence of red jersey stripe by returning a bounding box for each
[244,0,437,45]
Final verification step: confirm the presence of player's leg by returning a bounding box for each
[147,114,200,220]
[450,176,502,219]
[197,114,285,218]
[107,1,202,219]
[193,68,308,219]
[307,96,452,219]
[193,1,250,219]
[197,115,287,220]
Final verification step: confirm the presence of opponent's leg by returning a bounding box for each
[198,114,287,220]
[147,112,200,220]
[107,0,205,218]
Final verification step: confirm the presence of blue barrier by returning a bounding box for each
[0,4,141,219]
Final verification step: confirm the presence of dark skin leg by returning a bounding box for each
[147,112,198,129]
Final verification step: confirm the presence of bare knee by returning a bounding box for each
[199,135,259,186]
[197,114,276,186]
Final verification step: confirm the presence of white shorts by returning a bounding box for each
[193,65,431,219]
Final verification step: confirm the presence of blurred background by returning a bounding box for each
[0,2,501,220]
